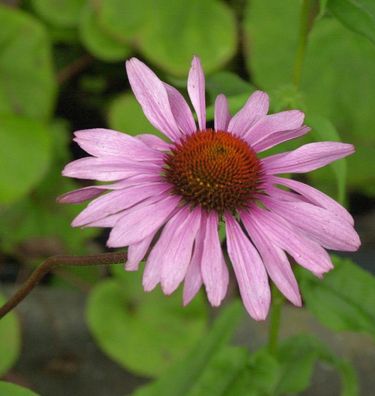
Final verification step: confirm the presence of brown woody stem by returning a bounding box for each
[0,252,126,319]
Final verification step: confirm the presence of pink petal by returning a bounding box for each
[187,56,206,131]
[73,129,162,160]
[72,183,171,227]
[252,126,310,153]
[62,157,161,181]
[136,134,171,151]
[85,211,125,228]
[262,142,355,174]
[270,176,354,225]
[245,110,304,145]
[126,58,180,141]
[160,207,201,294]
[126,231,156,271]
[214,94,230,131]
[240,211,301,306]
[250,206,333,275]
[263,184,309,203]
[143,207,199,292]
[225,214,271,320]
[164,83,196,135]
[107,194,180,247]
[183,218,206,305]
[263,198,360,252]
[227,91,269,137]
[57,186,106,204]
[109,173,163,189]
[201,212,228,306]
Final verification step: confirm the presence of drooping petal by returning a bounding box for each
[201,212,228,306]
[126,58,180,140]
[107,194,180,247]
[183,216,206,305]
[62,157,161,181]
[214,94,230,131]
[73,129,162,160]
[164,83,196,135]
[126,231,156,271]
[241,211,301,306]
[270,176,354,225]
[250,206,333,275]
[262,142,355,174]
[72,183,171,227]
[252,126,310,153]
[57,186,106,204]
[160,207,201,294]
[227,91,269,137]
[143,207,200,292]
[187,56,206,131]
[225,214,271,320]
[263,198,360,252]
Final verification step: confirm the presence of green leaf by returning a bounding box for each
[319,0,329,17]
[132,301,243,395]
[0,382,39,396]
[275,335,321,394]
[0,5,56,119]
[0,115,52,204]
[307,115,346,203]
[96,0,149,43]
[31,0,85,27]
[86,270,208,377]
[227,350,281,396]
[0,294,21,376]
[275,335,359,396]
[328,0,375,45]
[187,347,249,396]
[107,93,164,138]
[79,3,131,62]
[205,72,254,101]
[297,256,375,341]
[137,0,237,76]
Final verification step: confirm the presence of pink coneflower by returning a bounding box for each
[59,57,360,320]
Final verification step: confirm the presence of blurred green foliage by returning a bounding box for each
[0,294,21,377]
[297,255,375,340]
[87,266,208,377]
[0,381,39,396]
[245,0,375,196]
[0,1,374,395]
[134,304,358,396]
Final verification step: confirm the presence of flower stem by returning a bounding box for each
[0,252,126,320]
[267,285,284,354]
[292,0,315,89]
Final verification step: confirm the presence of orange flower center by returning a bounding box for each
[164,129,262,212]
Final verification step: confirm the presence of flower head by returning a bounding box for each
[59,57,360,320]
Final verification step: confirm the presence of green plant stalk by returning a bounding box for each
[267,284,284,354]
[293,0,314,88]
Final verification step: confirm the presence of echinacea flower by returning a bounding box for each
[59,57,360,320]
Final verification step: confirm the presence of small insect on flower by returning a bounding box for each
[59,56,360,320]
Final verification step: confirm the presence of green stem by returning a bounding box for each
[0,252,126,320]
[292,0,314,89]
[267,285,284,354]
